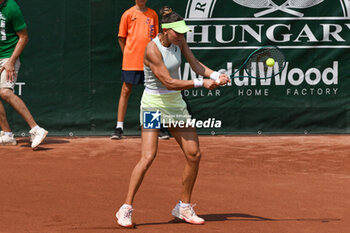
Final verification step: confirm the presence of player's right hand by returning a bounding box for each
[203,79,218,90]
[0,61,16,82]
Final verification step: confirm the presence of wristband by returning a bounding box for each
[210,71,220,81]
[194,78,203,88]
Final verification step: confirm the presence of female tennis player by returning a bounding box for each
[116,6,230,227]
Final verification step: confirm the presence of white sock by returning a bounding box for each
[179,201,191,208]
[122,203,132,209]
[31,125,40,131]
[116,122,124,130]
[4,132,14,137]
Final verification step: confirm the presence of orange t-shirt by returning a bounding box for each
[118,6,159,71]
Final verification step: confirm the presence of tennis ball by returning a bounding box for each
[266,58,275,67]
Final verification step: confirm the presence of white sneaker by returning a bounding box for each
[0,134,17,146]
[0,131,3,136]
[116,205,133,228]
[29,127,48,148]
[171,202,205,225]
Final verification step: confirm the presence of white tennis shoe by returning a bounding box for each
[0,134,17,146]
[116,205,133,228]
[171,202,205,225]
[29,127,48,148]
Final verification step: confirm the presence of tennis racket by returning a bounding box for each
[229,45,286,79]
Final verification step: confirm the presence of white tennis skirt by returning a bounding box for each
[140,89,191,126]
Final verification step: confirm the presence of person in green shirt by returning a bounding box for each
[0,0,47,149]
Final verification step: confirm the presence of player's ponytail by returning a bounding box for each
[159,6,183,24]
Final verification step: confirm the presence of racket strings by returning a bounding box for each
[245,47,285,78]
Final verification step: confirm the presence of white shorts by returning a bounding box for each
[0,58,21,90]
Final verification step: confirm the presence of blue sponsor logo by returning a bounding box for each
[143,110,161,129]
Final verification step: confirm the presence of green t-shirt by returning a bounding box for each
[0,0,27,58]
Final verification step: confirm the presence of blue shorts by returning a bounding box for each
[121,70,144,85]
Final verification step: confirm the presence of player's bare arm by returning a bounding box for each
[179,38,210,76]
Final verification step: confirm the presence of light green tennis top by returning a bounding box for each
[144,35,181,90]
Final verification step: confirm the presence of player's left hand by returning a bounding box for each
[203,79,218,90]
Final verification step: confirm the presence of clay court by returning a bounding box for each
[0,135,349,233]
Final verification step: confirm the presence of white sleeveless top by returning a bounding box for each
[144,35,181,91]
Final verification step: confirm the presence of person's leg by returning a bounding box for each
[0,88,37,129]
[117,82,133,124]
[116,128,159,227]
[169,126,201,203]
[124,127,159,204]
[0,88,48,148]
[168,126,205,224]
[0,99,17,145]
[111,82,133,139]
[0,100,11,132]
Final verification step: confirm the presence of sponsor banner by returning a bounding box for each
[178,0,350,134]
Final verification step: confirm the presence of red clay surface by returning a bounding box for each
[0,135,349,233]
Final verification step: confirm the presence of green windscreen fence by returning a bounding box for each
[5,0,350,136]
